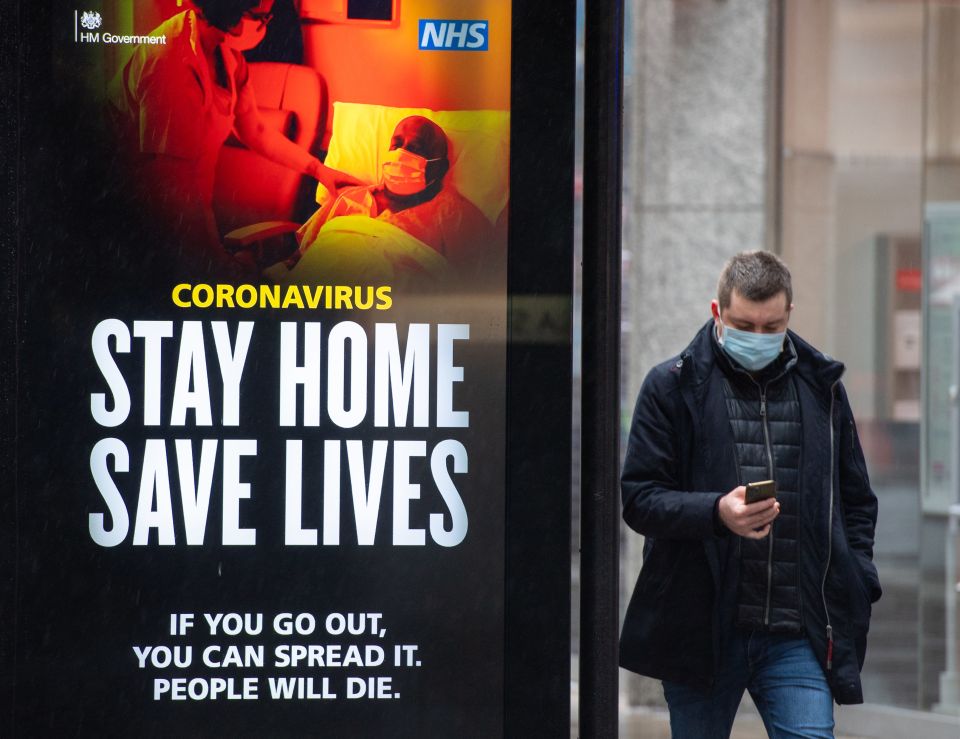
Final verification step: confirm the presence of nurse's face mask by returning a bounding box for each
[223,8,272,50]
[381,148,442,197]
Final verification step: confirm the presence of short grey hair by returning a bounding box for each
[717,251,792,310]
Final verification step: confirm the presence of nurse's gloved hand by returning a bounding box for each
[308,159,362,196]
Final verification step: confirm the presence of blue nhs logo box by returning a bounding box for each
[418,19,489,51]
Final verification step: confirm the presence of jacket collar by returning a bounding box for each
[680,319,844,391]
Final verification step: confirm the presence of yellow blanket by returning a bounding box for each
[267,214,452,287]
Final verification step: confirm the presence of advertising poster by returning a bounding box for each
[4,1,579,736]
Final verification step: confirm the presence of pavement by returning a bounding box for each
[616,705,866,739]
[620,708,861,739]
[570,700,960,738]
[569,690,868,738]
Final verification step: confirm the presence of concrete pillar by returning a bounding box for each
[621,0,775,707]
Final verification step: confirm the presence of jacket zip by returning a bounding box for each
[759,385,775,626]
[736,360,792,629]
[819,380,840,670]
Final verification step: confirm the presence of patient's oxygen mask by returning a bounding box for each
[381,148,442,197]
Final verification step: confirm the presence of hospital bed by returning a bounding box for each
[218,99,510,282]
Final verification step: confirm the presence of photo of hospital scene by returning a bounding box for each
[92,0,510,287]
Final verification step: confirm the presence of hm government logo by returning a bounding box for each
[74,9,167,46]
[80,11,102,30]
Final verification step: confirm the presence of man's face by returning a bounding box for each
[711,289,792,338]
[381,116,449,198]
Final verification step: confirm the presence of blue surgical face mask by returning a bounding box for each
[717,318,786,371]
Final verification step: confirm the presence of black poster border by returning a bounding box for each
[504,2,576,736]
[1,2,23,735]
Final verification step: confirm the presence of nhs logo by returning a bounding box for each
[418,20,488,51]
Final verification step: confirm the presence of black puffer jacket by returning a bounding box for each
[620,321,882,705]
[718,339,803,632]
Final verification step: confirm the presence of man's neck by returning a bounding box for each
[376,186,437,214]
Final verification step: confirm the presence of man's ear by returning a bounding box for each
[710,299,721,320]
[427,158,449,184]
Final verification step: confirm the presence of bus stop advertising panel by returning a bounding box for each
[7,1,575,736]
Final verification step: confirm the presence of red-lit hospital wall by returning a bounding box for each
[105,1,509,147]
[300,0,511,119]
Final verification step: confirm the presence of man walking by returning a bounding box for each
[620,251,881,738]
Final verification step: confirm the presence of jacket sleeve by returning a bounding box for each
[621,366,725,540]
[837,385,882,604]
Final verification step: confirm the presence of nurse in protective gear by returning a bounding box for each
[109,0,358,276]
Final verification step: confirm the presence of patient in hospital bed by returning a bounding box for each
[269,116,497,286]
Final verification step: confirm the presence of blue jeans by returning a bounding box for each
[662,631,834,739]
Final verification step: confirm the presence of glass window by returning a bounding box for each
[781,0,927,711]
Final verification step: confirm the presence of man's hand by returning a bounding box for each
[718,486,780,539]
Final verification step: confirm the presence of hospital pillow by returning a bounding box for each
[322,101,510,226]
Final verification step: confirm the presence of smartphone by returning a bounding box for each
[745,479,777,505]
